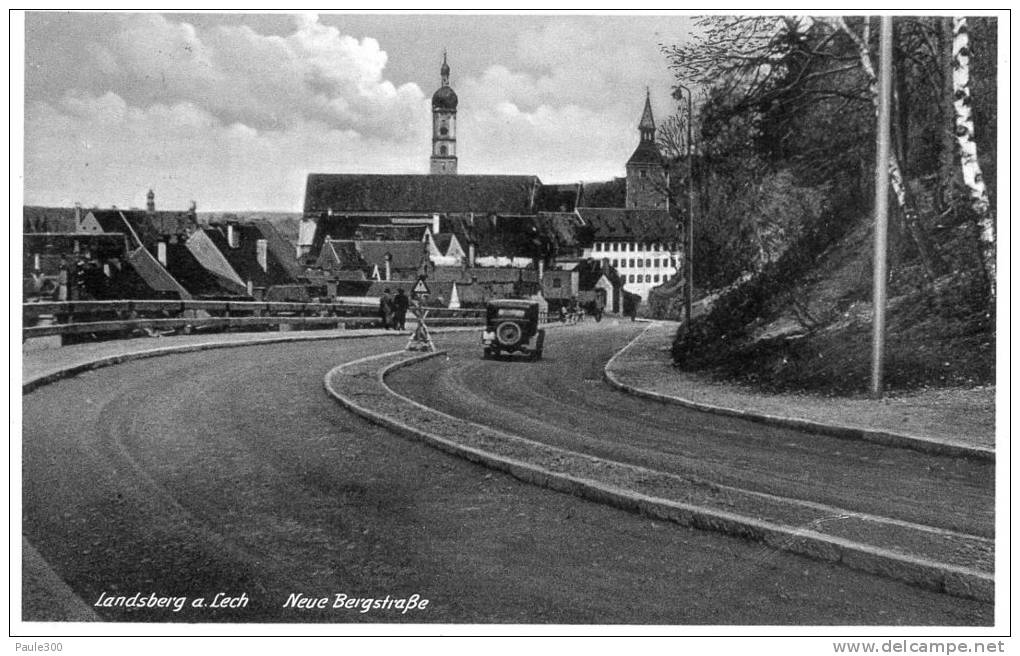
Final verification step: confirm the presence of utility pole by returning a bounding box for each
[871,16,893,398]
[675,83,694,331]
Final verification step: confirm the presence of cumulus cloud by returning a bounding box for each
[78,13,426,139]
[452,18,681,182]
[23,13,692,208]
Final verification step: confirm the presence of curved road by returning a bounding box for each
[22,329,992,624]
[390,323,994,538]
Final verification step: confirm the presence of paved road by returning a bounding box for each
[390,323,994,539]
[22,333,992,624]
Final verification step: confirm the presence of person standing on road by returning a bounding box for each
[379,288,394,329]
[392,288,410,331]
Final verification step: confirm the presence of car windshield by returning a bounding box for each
[496,308,526,318]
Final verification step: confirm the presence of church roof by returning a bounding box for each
[626,139,663,166]
[639,91,656,131]
[304,174,541,215]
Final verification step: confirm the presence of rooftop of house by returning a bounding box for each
[575,207,677,244]
[304,173,543,215]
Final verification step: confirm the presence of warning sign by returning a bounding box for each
[412,277,431,296]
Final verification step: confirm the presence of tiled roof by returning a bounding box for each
[354,240,428,271]
[576,258,621,290]
[438,215,546,258]
[575,207,678,244]
[429,266,538,285]
[304,174,541,215]
[353,224,428,241]
[536,183,581,212]
[319,240,365,270]
[127,247,190,299]
[23,206,78,233]
[163,242,247,298]
[204,223,299,288]
[433,233,454,254]
[251,220,303,280]
[626,140,663,166]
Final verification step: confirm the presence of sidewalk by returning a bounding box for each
[20,324,480,391]
[606,322,995,458]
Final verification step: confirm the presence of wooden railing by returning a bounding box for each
[22,300,487,340]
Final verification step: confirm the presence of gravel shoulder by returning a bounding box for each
[608,322,995,452]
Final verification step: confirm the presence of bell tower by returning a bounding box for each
[430,52,458,175]
[625,88,666,209]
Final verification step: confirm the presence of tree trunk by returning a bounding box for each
[952,17,996,300]
[835,17,942,284]
[937,17,959,214]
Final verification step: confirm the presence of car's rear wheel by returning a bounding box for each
[495,321,523,347]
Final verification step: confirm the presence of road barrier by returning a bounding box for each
[22,300,487,342]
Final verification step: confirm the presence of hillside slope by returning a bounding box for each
[671,210,994,396]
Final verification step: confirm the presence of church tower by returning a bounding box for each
[430,52,458,175]
[625,89,665,209]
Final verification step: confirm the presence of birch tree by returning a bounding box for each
[828,16,941,282]
[951,17,996,299]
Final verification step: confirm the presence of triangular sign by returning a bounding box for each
[413,278,431,295]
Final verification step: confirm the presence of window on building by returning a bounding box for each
[595,242,601,252]
[629,259,635,267]
[670,258,677,268]
[611,259,618,267]
[612,243,618,252]
[552,278,561,288]
[636,274,643,283]
[645,259,651,267]
[629,274,636,283]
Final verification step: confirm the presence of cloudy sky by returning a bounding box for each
[20,12,698,211]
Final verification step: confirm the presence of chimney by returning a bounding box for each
[227,223,239,248]
[256,239,268,272]
[146,189,155,214]
[538,258,544,280]
[432,213,440,234]
[157,241,167,266]
[468,243,476,267]
[74,202,82,231]
[384,253,392,281]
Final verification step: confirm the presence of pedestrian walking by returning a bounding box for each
[393,288,409,330]
[379,288,394,329]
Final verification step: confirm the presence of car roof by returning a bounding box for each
[487,298,538,309]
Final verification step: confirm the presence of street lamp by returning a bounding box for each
[674,83,694,331]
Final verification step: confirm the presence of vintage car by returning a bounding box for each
[481,299,545,360]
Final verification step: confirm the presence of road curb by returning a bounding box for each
[603,324,994,463]
[323,352,993,603]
